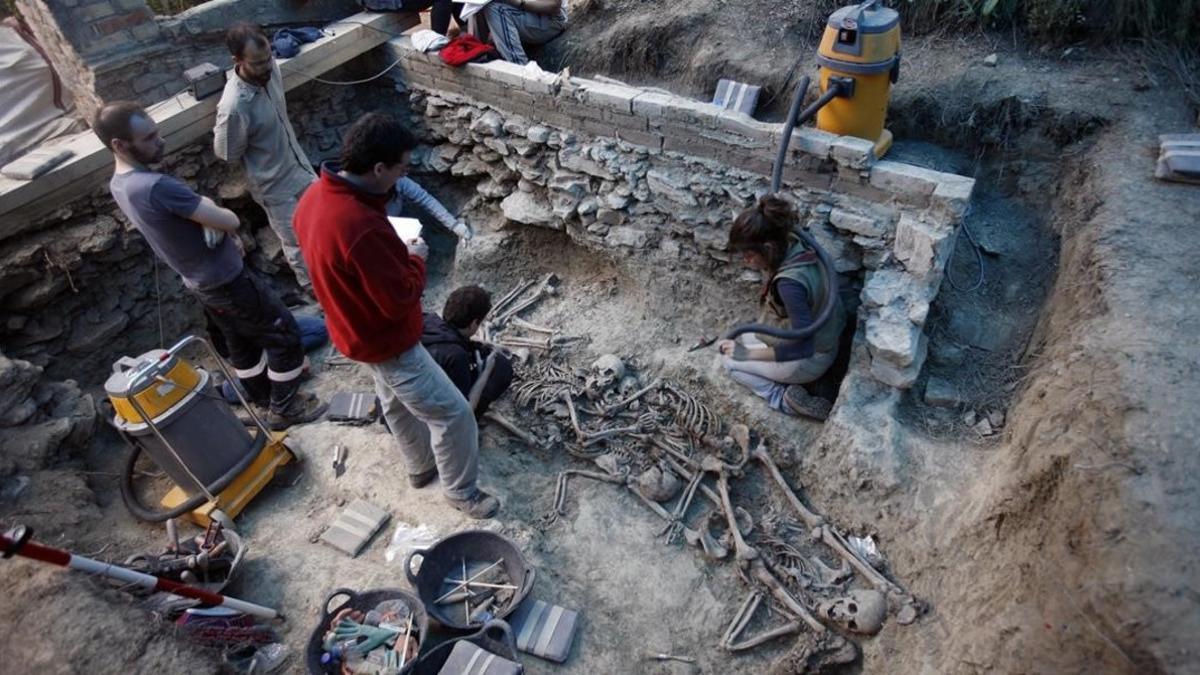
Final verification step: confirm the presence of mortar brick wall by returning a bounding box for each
[380,37,976,391]
[15,0,169,121]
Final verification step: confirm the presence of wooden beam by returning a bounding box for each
[0,11,418,240]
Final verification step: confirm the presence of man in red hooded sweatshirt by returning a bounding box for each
[293,112,498,519]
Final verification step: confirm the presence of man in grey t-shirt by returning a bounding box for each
[96,101,325,431]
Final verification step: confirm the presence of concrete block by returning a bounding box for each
[631,91,673,119]
[869,160,943,198]
[519,68,560,96]
[790,127,838,159]
[697,125,773,152]
[578,117,618,141]
[712,109,777,146]
[480,60,529,88]
[608,111,649,133]
[576,81,638,115]
[554,97,606,123]
[614,127,664,153]
[830,136,876,170]
[829,208,884,237]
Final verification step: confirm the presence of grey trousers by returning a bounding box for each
[483,3,567,65]
[259,181,314,292]
[722,334,835,414]
[367,343,480,500]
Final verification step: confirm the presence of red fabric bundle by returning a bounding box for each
[439,34,496,67]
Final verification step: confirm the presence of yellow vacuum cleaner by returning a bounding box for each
[815,0,901,157]
[106,335,295,526]
[728,2,901,346]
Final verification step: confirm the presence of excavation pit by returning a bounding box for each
[2,7,1198,675]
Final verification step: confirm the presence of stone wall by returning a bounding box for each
[0,81,376,382]
[381,37,974,391]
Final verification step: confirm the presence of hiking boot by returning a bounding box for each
[783,385,833,422]
[267,392,328,431]
[408,467,438,489]
[447,490,500,520]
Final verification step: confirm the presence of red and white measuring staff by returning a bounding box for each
[1,525,280,620]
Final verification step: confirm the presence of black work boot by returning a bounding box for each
[446,489,500,520]
[408,467,438,489]
[267,392,328,431]
[783,385,833,422]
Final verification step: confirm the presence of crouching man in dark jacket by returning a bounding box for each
[421,286,513,415]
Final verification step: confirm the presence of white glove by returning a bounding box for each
[203,227,225,249]
[405,236,429,260]
[451,221,473,241]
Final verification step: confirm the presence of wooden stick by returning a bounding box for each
[398,613,414,669]
[441,581,519,590]
[434,559,504,603]
[463,559,470,623]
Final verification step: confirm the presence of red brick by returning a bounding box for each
[92,8,152,36]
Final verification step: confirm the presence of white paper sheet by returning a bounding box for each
[458,0,493,21]
[387,216,423,241]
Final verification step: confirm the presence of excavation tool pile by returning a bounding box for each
[503,352,924,660]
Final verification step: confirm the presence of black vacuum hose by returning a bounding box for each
[119,427,268,522]
[723,77,847,342]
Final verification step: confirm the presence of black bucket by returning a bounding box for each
[404,530,535,631]
[305,587,429,674]
[411,620,520,675]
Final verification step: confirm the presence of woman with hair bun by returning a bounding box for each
[718,195,846,420]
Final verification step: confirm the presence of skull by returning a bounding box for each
[586,354,626,395]
[635,464,681,502]
[617,374,640,397]
[817,589,887,635]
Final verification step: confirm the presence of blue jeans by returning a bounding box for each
[483,2,567,65]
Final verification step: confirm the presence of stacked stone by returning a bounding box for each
[0,351,96,479]
[386,38,975,390]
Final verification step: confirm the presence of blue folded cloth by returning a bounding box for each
[295,313,329,352]
[271,27,323,58]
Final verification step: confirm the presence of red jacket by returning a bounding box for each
[294,165,426,363]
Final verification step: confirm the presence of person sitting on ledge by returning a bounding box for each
[421,285,514,416]
[480,0,567,65]
[717,195,846,421]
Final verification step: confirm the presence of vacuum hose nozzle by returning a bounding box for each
[723,76,846,342]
